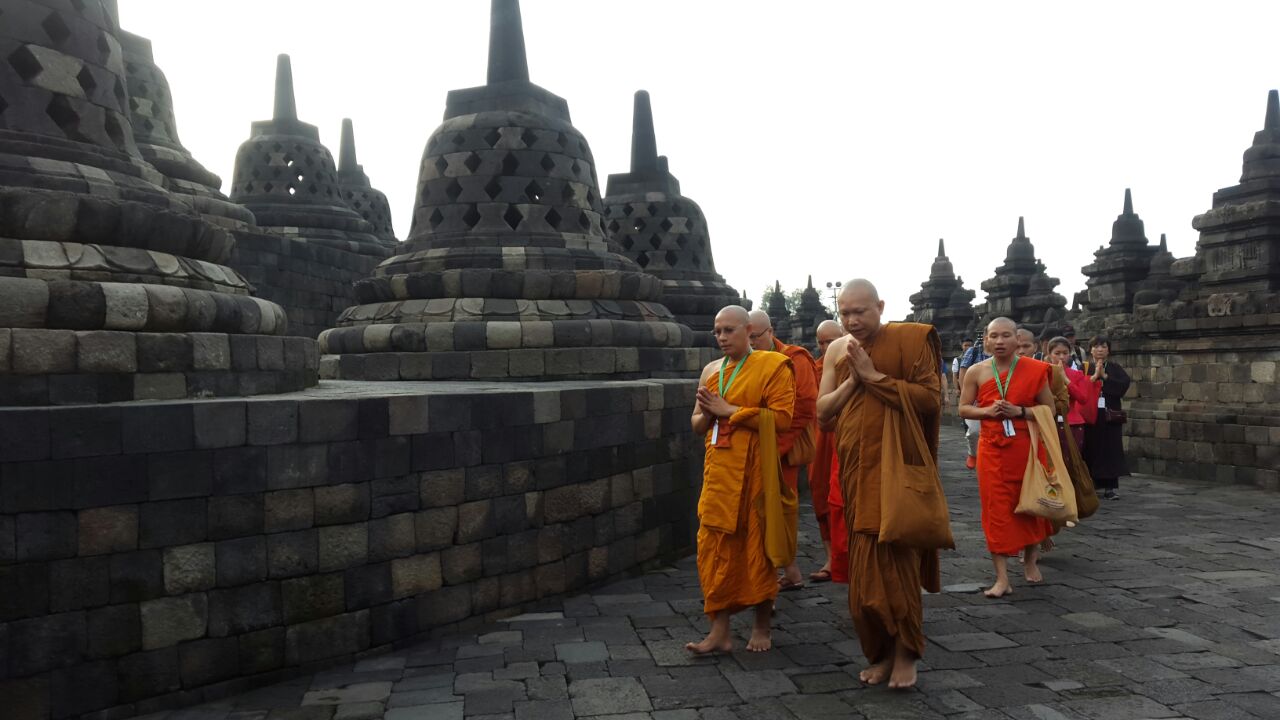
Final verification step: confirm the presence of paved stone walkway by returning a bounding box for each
[137,425,1280,719]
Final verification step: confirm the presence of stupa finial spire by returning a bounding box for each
[273,54,297,121]
[630,90,659,173]
[937,238,946,257]
[1016,216,1026,239]
[339,118,357,173]
[1159,233,1168,251]
[1124,188,1133,215]
[1267,90,1280,130]
[487,0,530,85]
[806,275,815,289]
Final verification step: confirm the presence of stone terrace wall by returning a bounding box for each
[0,379,701,720]
[227,230,385,340]
[1115,309,1280,491]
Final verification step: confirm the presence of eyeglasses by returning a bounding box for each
[748,330,771,341]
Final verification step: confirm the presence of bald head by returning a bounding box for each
[1015,327,1037,357]
[984,317,1018,359]
[836,278,884,341]
[986,317,1017,334]
[747,310,774,351]
[712,305,753,359]
[815,319,844,356]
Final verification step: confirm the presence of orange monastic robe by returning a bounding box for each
[774,338,818,492]
[976,357,1054,556]
[697,351,795,615]
[834,323,942,664]
[808,357,834,543]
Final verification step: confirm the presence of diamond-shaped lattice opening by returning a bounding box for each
[521,129,539,148]
[445,179,463,202]
[525,181,543,202]
[42,12,71,45]
[622,205,634,217]
[545,208,562,229]
[8,46,42,81]
[578,140,588,154]
[676,236,689,249]
[665,251,678,267]
[633,218,646,232]
[561,184,575,203]
[501,153,520,175]
[308,184,319,195]
[451,133,466,146]
[577,212,591,230]
[570,160,582,177]
[243,182,255,193]
[660,218,674,233]
[636,253,650,268]
[484,178,503,200]
[621,236,634,250]
[103,112,124,148]
[556,132,569,148]
[433,156,449,175]
[263,182,274,193]
[647,203,659,216]
[671,202,683,215]
[648,234,661,250]
[607,220,620,234]
[97,32,112,60]
[464,152,482,173]
[586,189,597,206]
[504,206,523,230]
[688,220,697,233]
[76,66,96,95]
[484,128,501,148]
[45,95,81,139]
[540,154,555,172]
[692,253,703,266]
[463,205,482,229]
[429,209,445,229]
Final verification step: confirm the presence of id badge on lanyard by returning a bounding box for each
[992,357,1019,438]
[1002,418,1016,437]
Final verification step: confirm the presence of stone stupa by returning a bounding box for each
[0,0,315,404]
[907,239,976,352]
[603,91,745,346]
[319,0,701,380]
[337,118,397,244]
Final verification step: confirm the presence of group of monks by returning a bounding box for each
[687,279,1069,691]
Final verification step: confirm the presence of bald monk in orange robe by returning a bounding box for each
[747,310,817,591]
[809,320,845,582]
[689,306,796,654]
[817,280,943,690]
[959,317,1056,598]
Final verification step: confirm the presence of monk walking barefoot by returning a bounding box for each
[960,318,1056,599]
[688,307,797,656]
[817,280,948,690]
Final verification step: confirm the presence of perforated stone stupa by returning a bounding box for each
[0,0,315,404]
[781,276,831,352]
[1080,189,1157,315]
[907,239,976,351]
[319,0,699,381]
[115,17,255,231]
[979,217,1067,331]
[602,90,745,346]
[338,118,397,244]
[229,55,389,256]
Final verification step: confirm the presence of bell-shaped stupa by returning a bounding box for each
[337,118,397,244]
[229,55,388,256]
[908,239,976,352]
[1080,189,1157,314]
[319,0,698,380]
[602,91,745,345]
[980,218,1066,329]
[0,0,314,404]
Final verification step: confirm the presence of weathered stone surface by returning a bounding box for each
[163,543,216,594]
[141,594,208,650]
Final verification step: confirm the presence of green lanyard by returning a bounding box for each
[991,355,1018,400]
[719,349,752,398]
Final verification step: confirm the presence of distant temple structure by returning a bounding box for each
[337,118,397,244]
[1073,189,1158,330]
[764,280,792,342]
[906,239,977,353]
[978,217,1068,333]
[602,91,746,345]
[318,0,703,380]
[780,276,832,352]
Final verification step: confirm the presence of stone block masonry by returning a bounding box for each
[0,379,702,719]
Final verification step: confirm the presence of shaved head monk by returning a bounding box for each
[689,305,797,654]
[808,320,845,582]
[1015,327,1037,359]
[747,310,818,592]
[958,318,1056,598]
[816,279,946,689]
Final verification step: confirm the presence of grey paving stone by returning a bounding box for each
[569,677,653,716]
[555,640,609,664]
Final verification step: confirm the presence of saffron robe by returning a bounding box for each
[833,322,942,663]
[697,351,795,615]
[808,356,834,543]
[774,338,818,490]
[976,357,1054,556]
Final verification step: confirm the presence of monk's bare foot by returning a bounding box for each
[685,635,732,655]
[888,655,918,689]
[1024,562,1043,583]
[1040,537,1055,554]
[983,580,1013,598]
[859,660,892,685]
[746,604,772,652]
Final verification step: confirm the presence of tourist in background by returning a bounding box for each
[1060,324,1087,370]
[1047,337,1097,449]
[1082,336,1130,500]
[957,333,989,469]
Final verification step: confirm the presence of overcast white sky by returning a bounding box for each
[122,1,1280,324]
